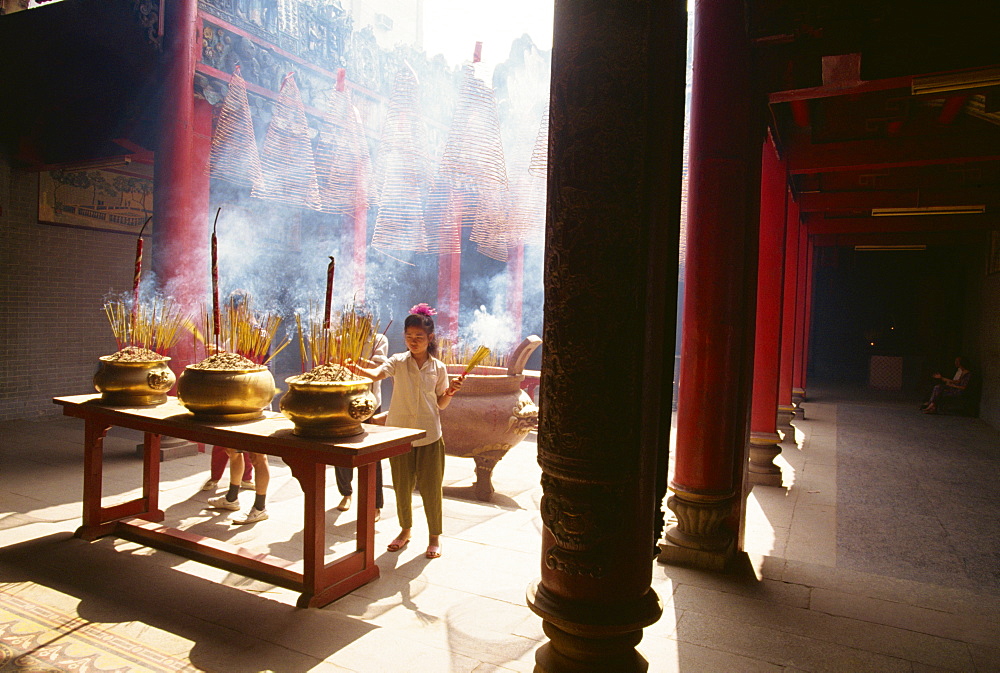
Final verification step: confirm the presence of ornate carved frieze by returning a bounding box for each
[540,473,626,579]
[133,0,160,47]
[199,0,351,64]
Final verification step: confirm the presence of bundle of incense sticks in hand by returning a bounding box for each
[459,345,492,379]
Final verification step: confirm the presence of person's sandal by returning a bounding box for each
[336,496,351,511]
[387,538,409,552]
[425,545,441,559]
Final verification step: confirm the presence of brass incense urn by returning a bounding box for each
[177,365,276,422]
[279,377,377,438]
[440,335,541,501]
[94,356,175,406]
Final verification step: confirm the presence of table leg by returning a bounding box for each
[140,432,165,522]
[285,457,327,604]
[76,419,111,540]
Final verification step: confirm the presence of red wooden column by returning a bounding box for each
[437,203,462,339]
[507,243,524,340]
[748,133,787,487]
[660,0,763,570]
[792,231,813,403]
[153,0,208,371]
[777,194,801,426]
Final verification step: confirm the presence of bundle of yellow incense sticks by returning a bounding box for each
[461,345,491,376]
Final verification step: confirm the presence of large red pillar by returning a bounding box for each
[153,0,208,370]
[660,0,763,569]
[437,202,462,339]
[748,133,787,487]
[507,243,524,341]
[792,231,812,403]
[777,194,801,425]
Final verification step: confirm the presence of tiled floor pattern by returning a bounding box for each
[1,387,999,671]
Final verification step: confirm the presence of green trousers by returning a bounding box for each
[389,438,445,535]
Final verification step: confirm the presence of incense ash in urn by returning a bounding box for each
[177,352,276,422]
[280,363,376,439]
[94,347,176,406]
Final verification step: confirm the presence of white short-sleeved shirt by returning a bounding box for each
[377,351,449,446]
[369,334,389,408]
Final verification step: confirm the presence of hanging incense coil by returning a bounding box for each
[315,88,373,215]
[423,178,463,255]
[505,162,545,246]
[528,109,549,178]
[207,66,263,189]
[438,64,508,190]
[252,72,321,210]
[371,64,431,253]
[469,186,511,261]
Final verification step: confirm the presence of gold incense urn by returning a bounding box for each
[94,357,175,406]
[440,335,541,501]
[279,378,377,438]
[177,365,276,422]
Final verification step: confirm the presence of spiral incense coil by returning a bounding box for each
[207,66,263,189]
[252,72,321,210]
[469,186,512,261]
[504,160,546,246]
[528,109,549,178]
[371,64,431,253]
[315,88,373,215]
[438,64,508,190]
[423,179,463,255]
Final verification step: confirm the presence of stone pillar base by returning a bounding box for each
[657,536,734,571]
[776,404,796,427]
[135,437,200,462]
[792,387,806,405]
[527,581,661,673]
[748,431,783,487]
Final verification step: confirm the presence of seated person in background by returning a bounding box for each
[921,356,972,414]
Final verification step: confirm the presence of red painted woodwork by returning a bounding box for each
[507,244,525,340]
[778,193,800,411]
[804,214,999,234]
[751,135,787,434]
[786,132,1000,174]
[673,0,760,495]
[938,94,970,125]
[769,76,911,104]
[153,0,209,370]
[797,188,998,213]
[792,225,809,394]
[54,394,422,609]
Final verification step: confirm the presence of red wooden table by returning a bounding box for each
[53,394,424,608]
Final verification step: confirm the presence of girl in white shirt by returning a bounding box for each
[350,304,462,559]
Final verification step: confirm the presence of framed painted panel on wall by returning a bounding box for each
[989,230,1000,276]
[38,166,153,236]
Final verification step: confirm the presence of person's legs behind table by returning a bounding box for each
[334,464,384,516]
[204,445,254,491]
[206,448,246,511]
[234,452,269,524]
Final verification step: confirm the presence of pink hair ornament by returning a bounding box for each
[409,303,437,316]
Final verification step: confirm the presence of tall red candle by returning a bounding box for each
[212,209,221,346]
[323,256,335,329]
[131,217,151,337]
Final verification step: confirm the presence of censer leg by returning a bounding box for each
[472,455,500,501]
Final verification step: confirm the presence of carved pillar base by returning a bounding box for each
[748,431,783,487]
[777,404,796,427]
[658,491,735,570]
[792,387,806,405]
[527,581,660,673]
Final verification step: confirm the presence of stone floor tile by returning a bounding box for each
[637,633,784,673]
[810,587,1000,647]
[674,583,974,670]
[674,610,912,672]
